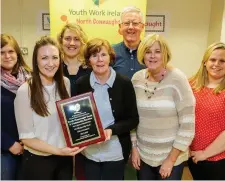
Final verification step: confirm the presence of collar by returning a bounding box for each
[122,41,141,52]
[90,67,116,88]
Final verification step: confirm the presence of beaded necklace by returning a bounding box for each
[145,69,167,99]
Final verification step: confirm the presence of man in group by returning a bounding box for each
[112,6,146,180]
[113,6,146,79]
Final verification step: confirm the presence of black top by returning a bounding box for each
[75,73,139,162]
[1,86,19,153]
[63,62,91,96]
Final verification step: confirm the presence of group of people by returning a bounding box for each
[1,6,225,180]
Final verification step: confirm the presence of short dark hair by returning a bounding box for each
[84,38,115,68]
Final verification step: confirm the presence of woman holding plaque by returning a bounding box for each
[1,34,31,180]
[75,38,139,180]
[14,36,85,180]
[58,23,91,180]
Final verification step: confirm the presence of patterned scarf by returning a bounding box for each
[1,66,31,94]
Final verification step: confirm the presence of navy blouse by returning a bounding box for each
[63,62,91,96]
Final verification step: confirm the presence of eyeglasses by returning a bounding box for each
[121,21,143,27]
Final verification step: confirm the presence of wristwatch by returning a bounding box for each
[132,141,137,147]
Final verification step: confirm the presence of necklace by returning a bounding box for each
[145,69,167,99]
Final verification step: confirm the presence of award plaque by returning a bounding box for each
[56,92,105,148]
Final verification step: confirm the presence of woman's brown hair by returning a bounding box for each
[84,38,115,68]
[1,34,31,73]
[29,36,69,117]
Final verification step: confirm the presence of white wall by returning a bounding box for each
[220,0,225,42]
[1,0,220,77]
[207,0,224,45]
[1,0,49,67]
[146,0,212,77]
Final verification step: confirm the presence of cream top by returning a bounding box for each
[14,77,70,156]
[131,68,195,166]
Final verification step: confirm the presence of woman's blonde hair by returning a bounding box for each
[137,34,171,67]
[189,42,225,94]
[57,23,88,65]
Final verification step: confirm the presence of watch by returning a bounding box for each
[132,142,137,147]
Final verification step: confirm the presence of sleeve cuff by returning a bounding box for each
[3,139,15,151]
[173,141,189,152]
[1,132,16,151]
[130,130,137,142]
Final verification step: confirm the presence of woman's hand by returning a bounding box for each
[104,129,112,141]
[159,157,175,179]
[191,150,207,163]
[59,146,86,156]
[131,147,141,170]
[95,129,112,145]
[9,141,24,155]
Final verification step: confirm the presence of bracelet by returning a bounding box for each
[132,142,137,147]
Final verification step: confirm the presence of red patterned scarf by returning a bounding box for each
[1,66,30,94]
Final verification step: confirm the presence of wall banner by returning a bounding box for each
[49,0,147,44]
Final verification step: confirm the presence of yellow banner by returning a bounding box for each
[50,0,147,44]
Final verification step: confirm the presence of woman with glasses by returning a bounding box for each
[57,23,91,180]
[131,34,195,180]
[75,38,139,180]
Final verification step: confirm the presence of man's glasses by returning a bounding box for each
[121,21,143,27]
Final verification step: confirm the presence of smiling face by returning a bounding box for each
[1,44,18,73]
[119,12,144,46]
[37,44,60,84]
[89,46,110,77]
[62,28,82,59]
[205,48,225,82]
[144,41,164,73]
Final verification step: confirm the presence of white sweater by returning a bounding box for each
[131,68,195,166]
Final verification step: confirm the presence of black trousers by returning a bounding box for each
[84,157,125,180]
[74,153,86,180]
[137,160,184,180]
[188,158,225,180]
[21,150,73,180]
